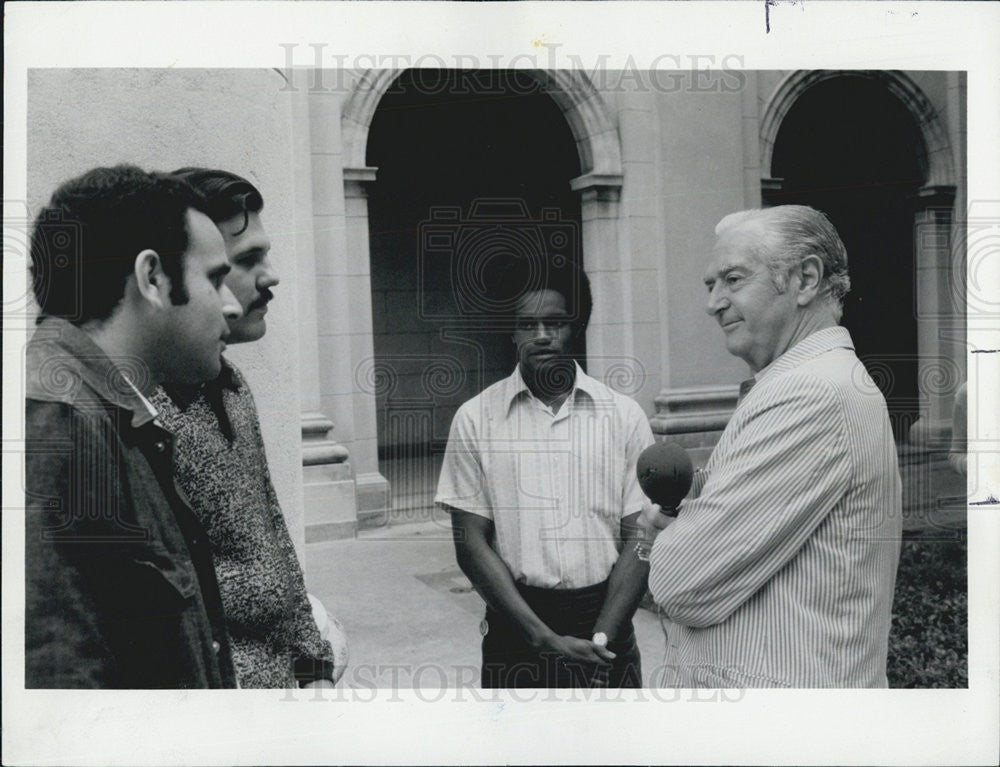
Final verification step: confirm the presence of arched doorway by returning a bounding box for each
[365,69,583,521]
[766,74,928,440]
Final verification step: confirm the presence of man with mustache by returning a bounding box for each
[25,165,242,687]
[436,256,654,688]
[149,168,346,689]
[645,205,902,687]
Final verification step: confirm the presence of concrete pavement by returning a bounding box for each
[304,508,667,689]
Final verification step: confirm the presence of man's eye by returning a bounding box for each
[516,319,567,330]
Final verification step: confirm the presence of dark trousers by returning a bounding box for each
[481,580,642,688]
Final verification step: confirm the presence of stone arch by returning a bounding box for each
[341,68,623,183]
[337,69,627,521]
[760,69,955,188]
[760,70,961,445]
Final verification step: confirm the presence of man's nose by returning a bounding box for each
[220,284,243,321]
[257,258,280,290]
[705,285,727,317]
[531,322,556,341]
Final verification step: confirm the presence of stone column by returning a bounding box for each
[341,166,390,526]
[292,79,356,543]
[570,172,624,383]
[741,71,764,207]
[909,185,961,449]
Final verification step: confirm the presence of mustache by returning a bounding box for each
[248,290,274,311]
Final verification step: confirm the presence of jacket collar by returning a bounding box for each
[754,326,855,384]
[26,316,159,428]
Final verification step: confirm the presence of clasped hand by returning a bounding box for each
[539,633,616,666]
[638,502,674,542]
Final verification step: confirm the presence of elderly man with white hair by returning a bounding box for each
[646,205,902,688]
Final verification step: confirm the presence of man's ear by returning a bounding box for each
[133,249,170,308]
[795,254,824,306]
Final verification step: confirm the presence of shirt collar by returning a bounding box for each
[503,361,599,415]
[122,375,159,420]
[737,377,757,403]
[26,316,159,428]
[754,326,855,384]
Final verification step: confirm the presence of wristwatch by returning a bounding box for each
[591,632,608,648]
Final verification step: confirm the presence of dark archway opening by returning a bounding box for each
[366,69,582,518]
[768,76,926,440]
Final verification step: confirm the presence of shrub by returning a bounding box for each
[887,534,968,688]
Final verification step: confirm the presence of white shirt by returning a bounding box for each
[436,364,654,589]
[648,327,902,687]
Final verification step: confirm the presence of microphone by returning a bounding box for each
[634,440,694,561]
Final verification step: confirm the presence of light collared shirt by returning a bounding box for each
[436,363,654,589]
[648,327,902,687]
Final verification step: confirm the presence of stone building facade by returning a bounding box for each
[26,67,967,556]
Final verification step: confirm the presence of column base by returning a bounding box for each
[301,411,357,543]
[907,417,953,452]
[355,471,391,531]
[650,385,739,467]
[304,460,358,542]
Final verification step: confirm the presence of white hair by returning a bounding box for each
[715,205,851,318]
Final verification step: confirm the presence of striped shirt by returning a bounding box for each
[436,364,654,589]
[648,327,902,687]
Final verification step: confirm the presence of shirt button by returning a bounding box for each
[154,441,167,452]
[212,641,221,653]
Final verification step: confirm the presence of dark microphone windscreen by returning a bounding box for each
[637,440,694,510]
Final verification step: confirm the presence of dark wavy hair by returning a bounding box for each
[494,254,593,334]
[169,167,264,233]
[30,164,209,324]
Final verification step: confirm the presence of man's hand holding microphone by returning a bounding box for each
[634,440,694,561]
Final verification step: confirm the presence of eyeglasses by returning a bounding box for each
[514,317,571,332]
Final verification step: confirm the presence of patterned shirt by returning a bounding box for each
[436,364,654,589]
[648,327,902,687]
[150,361,339,688]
